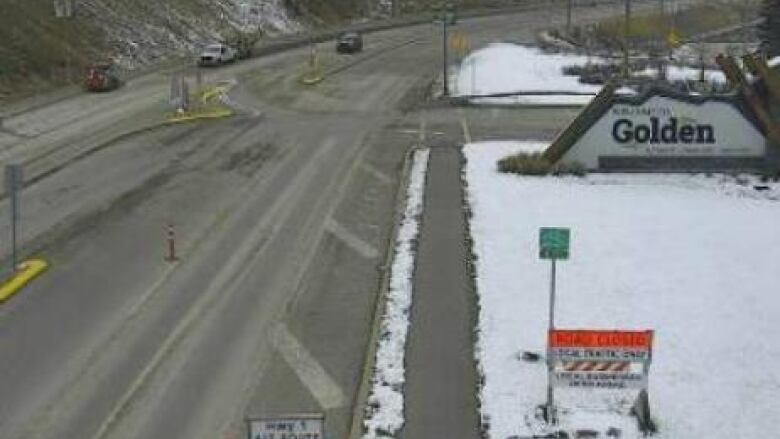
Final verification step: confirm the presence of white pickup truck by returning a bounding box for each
[198,43,237,66]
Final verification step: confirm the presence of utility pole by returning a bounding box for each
[623,0,632,78]
[657,0,667,80]
[5,165,22,276]
[54,0,76,83]
[566,0,572,35]
[442,12,449,97]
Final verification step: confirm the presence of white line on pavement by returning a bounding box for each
[272,323,346,410]
[326,218,380,260]
[361,162,393,186]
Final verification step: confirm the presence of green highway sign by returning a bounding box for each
[539,227,570,260]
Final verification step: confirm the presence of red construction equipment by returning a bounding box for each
[84,62,121,92]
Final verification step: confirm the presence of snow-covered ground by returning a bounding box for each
[453,44,602,105]
[362,149,430,439]
[217,0,300,35]
[636,65,726,84]
[464,141,780,438]
[453,43,727,106]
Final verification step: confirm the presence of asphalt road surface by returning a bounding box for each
[0,3,670,439]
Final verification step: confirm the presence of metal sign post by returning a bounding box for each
[5,165,23,275]
[442,12,449,97]
[437,3,456,97]
[539,227,570,424]
[623,0,632,78]
[547,257,556,422]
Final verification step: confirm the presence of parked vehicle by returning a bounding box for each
[198,43,237,66]
[336,32,363,54]
[84,63,121,92]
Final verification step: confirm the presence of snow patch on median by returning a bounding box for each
[453,44,603,105]
[362,148,430,439]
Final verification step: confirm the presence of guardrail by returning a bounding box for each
[249,0,653,62]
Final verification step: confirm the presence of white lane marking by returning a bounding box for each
[272,323,347,410]
[326,218,379,260]
[89,136,340,439]
[361,162,393,186]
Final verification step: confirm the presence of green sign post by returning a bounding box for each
[539,227,570,425]
[540,227,570,260]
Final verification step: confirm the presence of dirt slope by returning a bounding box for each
[0,0,300,97]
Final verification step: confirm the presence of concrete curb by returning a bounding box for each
[165,106,234,123]
[0,259,49,304]
[458,149,489,438]
[347,145,418,439]
[445,96,588,110]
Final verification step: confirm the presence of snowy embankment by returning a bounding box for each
[453,44,602,105]
[362,149,430,438]
[453,43,726,106]
[464,141,780,438]
[99,0,300,69]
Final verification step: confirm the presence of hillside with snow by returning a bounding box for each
[1,0,299,82]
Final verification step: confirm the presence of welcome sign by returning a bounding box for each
[612,116,715,145]
[557,90,767,170]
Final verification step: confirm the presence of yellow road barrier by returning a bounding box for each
[166,106,234,124]
[199,84,232,104]
[0,259,49,304]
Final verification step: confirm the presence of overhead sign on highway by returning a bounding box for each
[247,413,324,439]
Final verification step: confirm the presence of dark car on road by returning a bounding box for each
[336,32,363,53]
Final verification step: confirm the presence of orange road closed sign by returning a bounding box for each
[549,329,653,350]
[548,329,654,391]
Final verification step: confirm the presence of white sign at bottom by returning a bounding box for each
[247,413,324,439]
